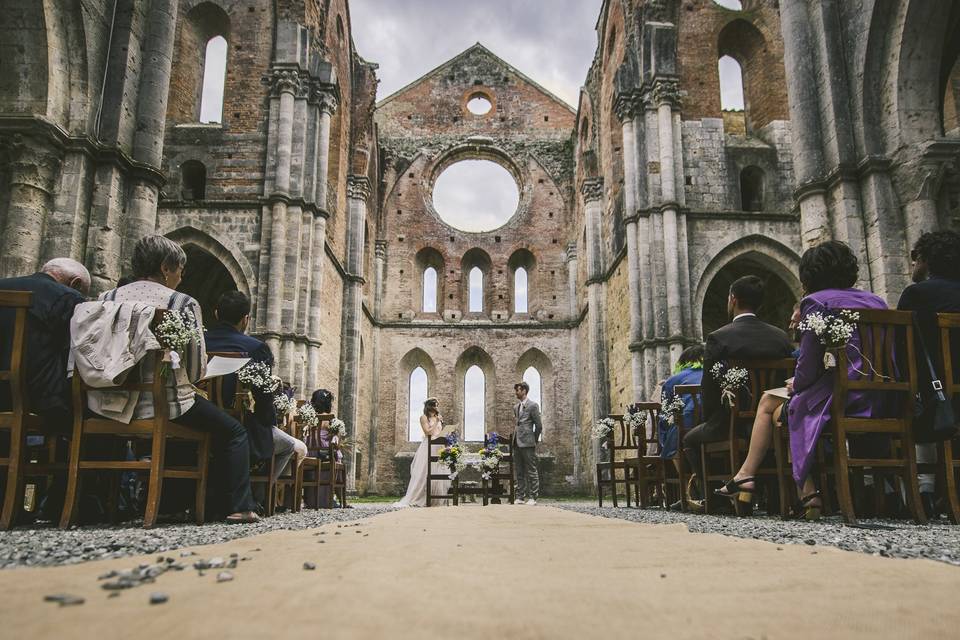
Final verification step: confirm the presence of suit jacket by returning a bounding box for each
[204,322,276,462]
[700,314,794,433]
[514,399,543,448]
[0,273,85,417]
[897,276,960,440]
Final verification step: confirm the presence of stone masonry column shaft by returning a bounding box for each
[582,178,609,423]
[655,79,683,365]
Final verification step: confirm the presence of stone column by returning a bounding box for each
[640,100,660,393]
[125,0,179,259]
[264,69,300,357]
[582,178,609,423]
[616,94,645,403]
[565,243,582,484]
[654,78,684,365]
[0,135,60,277]
[338,175,370,492]
[779,1,831,247]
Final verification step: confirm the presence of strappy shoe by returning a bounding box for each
[787,491,823,521]
[714,477,756,502]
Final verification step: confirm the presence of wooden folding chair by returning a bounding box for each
[595,414,641,508]
[701,358,796,515]
[273,410,300,512]
[203,351,276,516]
[481,433,515,505]
[630,402,665,507]
[426,436,458,506]
[0,291,64,529]
[60,343,211,529]
[299,413,347,509]
[660,384,701,510]
[827,309,925,524]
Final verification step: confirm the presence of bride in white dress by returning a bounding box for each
[394,398,450,507]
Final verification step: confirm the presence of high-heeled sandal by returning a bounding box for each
[714,476,757,506]
[787,491,823,521]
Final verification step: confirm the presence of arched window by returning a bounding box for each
[522,365,543,417]
[199,36,227,123]
[408,367,428,442]
[514,267,528,313]
[463,365,485,441]
[181,160,206,200]
[422,267,438,312]
[740,166,764,211]
[718,55,745,111]
[713,0,742,9]
[468,267,483,313]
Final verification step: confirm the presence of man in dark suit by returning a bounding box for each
[897,230,960,516]
[0,259,90,432]
[682,275,794,503]
[204,291,305,486]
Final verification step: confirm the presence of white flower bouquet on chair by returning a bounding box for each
[623,407,648,441]
[153,308,202,376]
[796,309,860,370]
[660,393,686,425]
[592,417,616,449]
[710,362,750,408]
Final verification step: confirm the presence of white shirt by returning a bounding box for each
[732,312,757,322]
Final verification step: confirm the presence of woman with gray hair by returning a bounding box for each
[98,235,259,523]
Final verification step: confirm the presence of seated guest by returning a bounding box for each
[96,235,258,523]
[779,241,886,519]
[0,258,90,432]
[304,388,343,508]
[658,344,704,457]
[897,230,960,516]
[204,291,306,486]
[682,275,794,508]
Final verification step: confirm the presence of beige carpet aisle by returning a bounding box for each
[2,506,958,640]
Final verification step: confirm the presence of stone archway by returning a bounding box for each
[179,243,238,327]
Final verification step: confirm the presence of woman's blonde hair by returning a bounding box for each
[423,397,439,416]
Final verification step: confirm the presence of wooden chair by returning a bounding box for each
[595,414,641,508]
[0,291,64,529]
[660,384,702,510]
[481,433,515,505]
[827,309,925,524]
[299,413,347,509]
[203,351,276,516]
[426,436,458,506]
[701,358,796,516]
[631,402,665,507]
[60,343,211,529]
[273,410,300,512]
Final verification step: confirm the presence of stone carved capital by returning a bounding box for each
[565,243,579,262]
[580,177,604,203]
[312,87,339,115]
[614,91,646,122]
[268,68,302,96]
[650,78,683,109]
[347,175,371,201]
[375,240,387,259]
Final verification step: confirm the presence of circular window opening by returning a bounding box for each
[466,93,492,115]
[432,159,519,232]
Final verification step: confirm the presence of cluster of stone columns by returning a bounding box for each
[256,64,338,396]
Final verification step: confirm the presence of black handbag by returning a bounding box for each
[913,314,958,438]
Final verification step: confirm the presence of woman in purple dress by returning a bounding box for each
[786,241,887,518]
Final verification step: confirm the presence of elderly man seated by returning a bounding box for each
[204,291,307,499]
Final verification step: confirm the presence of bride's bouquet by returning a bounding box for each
[710,362,750,408]
[438,432,465,480]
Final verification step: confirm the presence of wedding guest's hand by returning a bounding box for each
[786,377,795,395]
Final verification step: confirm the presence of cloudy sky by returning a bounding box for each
[349,0,603,107]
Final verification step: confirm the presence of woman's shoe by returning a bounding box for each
[714,476,756,504]
[787,491,823,521]
[225,511,260,524]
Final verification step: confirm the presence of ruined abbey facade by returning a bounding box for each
[2,0,959,494]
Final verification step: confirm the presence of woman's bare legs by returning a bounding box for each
[731,394,786,487]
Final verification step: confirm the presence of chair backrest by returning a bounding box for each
[938,313,960,398]
[672,383,702,427]
[627,401,660,455]
[484,433,513,470]
[834,309,916,418]
[0,291,32,416]
[204,351,248,420]
[727,358,797,437]
[605,414,633,457]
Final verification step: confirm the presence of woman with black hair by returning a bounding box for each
[303,388,343,508]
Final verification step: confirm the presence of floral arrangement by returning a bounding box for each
[327,417,347,439]
[273,393,295,416]
[797,309,860,370]
[476,432,504,480]
[592,417,616,449]
[295,403,319,430]
[154,309,201,374]
[237,361,281,394]
[660,393,686,425]
[623,407,648,440]
[710,362,750,407]
[437,432,465,480]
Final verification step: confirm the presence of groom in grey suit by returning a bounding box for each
[513,381,543,505]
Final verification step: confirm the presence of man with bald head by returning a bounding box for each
[0,258,90,432]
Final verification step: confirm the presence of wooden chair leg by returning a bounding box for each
[903,434,928,525]
[293,463,303,513]
[941,440,960,524]
[0,421,26,530]
[195,435,209,524]
[834,431,857,524]
[142,431,166,529]
[700,447,712,515]
[596,467,603,507]
[265,456,276,517]
[773,426,790,519]
[59,428,84,529]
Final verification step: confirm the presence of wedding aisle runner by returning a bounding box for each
[2,506,957,639]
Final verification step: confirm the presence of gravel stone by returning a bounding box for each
[44,593,85,606]
[216,571,234,583]
[555,503,960,566]
[303,562,316,571]
[149,592,168,605]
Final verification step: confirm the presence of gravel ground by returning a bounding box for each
[0,506,393,570]
[554,503,960,566]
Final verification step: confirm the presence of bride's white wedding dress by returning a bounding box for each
[394,423,450,507]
